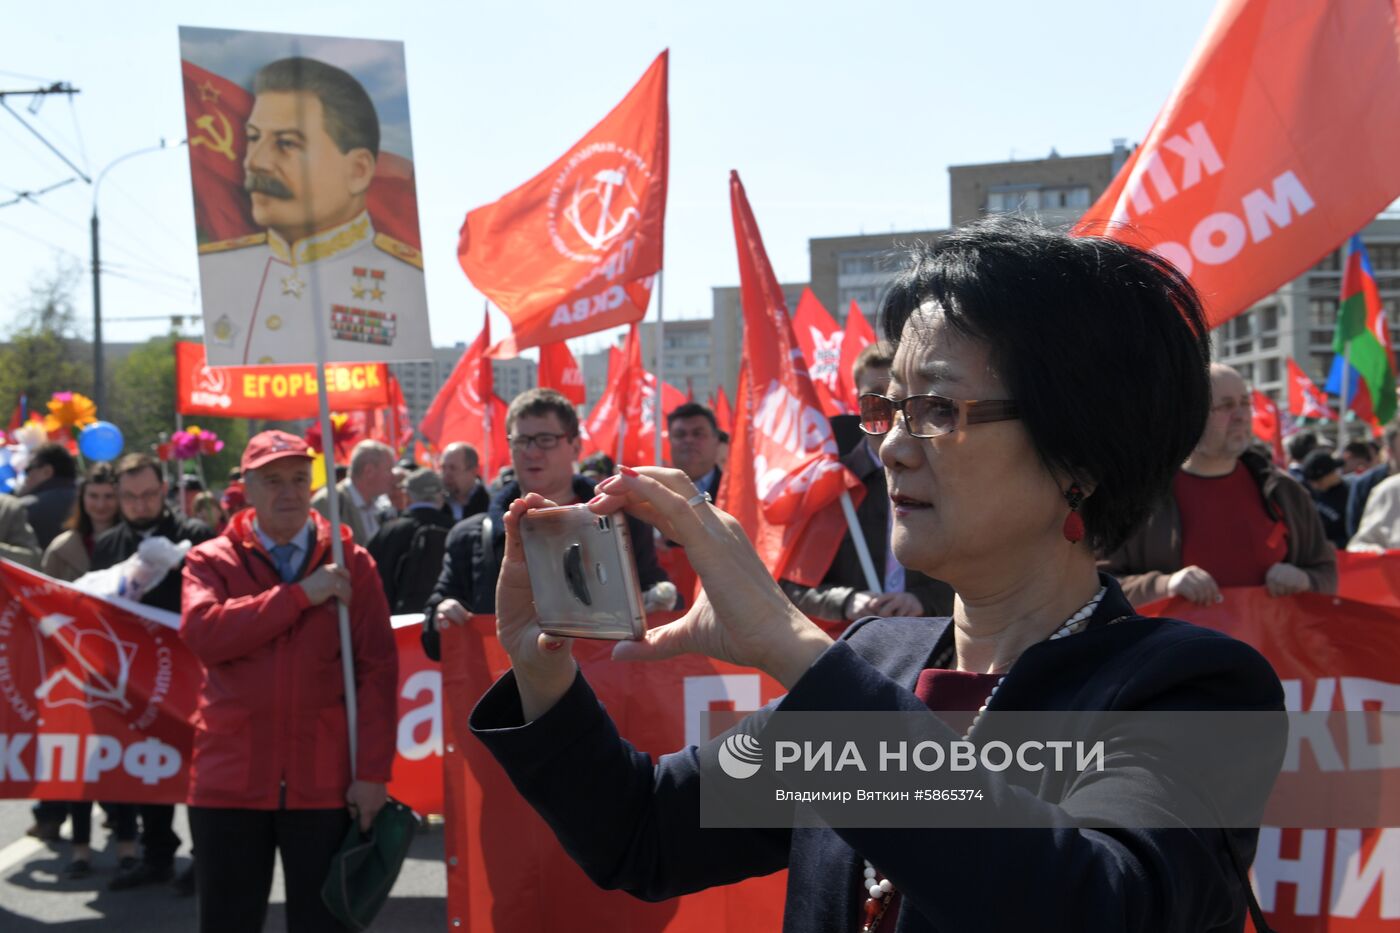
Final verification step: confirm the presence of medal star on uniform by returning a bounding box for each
[281,274,306,299]
[352,283,367,299]
[369,284,385,301]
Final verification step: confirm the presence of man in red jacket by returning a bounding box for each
[181,430,397,933]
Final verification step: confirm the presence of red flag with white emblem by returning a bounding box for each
[537,341,586,406]
[420,317,509,480]
[460,52,669,358]
[720,172,862,585]
[792,288,851,417]
[1286,357,1336,420]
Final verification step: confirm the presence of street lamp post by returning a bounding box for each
[90,139,183,414]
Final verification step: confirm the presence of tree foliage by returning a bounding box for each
[108,334,248,483]
[0,262,92,416]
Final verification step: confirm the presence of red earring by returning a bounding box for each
[1062,484,1086,544]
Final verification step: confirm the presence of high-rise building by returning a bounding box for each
[640,318,713,405]
[709,282,808,401]
[390,346,537,429]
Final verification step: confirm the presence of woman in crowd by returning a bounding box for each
[38,462,140,879]
[189,491,227,535]
[469,218,1285,932]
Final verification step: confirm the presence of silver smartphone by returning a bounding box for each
[519,504,647,641]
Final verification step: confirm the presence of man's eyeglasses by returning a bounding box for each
[508,432,574,451]
[857,393,1019,439]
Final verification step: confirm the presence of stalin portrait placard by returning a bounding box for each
[179,27,432,366]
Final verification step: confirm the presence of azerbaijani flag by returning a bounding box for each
[1325,235,1396,430]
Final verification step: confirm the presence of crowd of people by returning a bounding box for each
[0,222,1394,931]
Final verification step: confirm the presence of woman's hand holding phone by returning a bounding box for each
[498,493,578,721]
[588,467,833,689]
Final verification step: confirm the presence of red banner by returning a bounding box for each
[1076,0,1400,327]
[0,562,198,801]
[175,341,390,420]
[0,559,444,815]
[1336,550,1400,608]
[388,618,443,817]
[440,616,790,931]
[461,52,669,357]
[1140,588,1400,931]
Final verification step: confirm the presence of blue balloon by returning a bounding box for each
[79,421,124,462]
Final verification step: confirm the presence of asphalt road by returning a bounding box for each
[0,798,448,931]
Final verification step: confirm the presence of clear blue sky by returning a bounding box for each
[0,0,1220,361]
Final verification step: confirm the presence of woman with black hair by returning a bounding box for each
[470,217,1285,932]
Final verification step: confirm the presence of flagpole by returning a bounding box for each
[482,299,492,480]
[293,184,356,779]
[312,302,358,778]
[173,411,185,518]
[839,490,882,594]
[654,271,665,467]
[1340,344,1351,450]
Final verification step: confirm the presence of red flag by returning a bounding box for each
[685,377,695,403]
[791,289,851,417]
[461,52,669,357]
[0,562,199,803]
[720,172,862,585]
[537,341,586,406]
[385,375,413,453]
[581,340,634,463]
[839,300,877,405]
[630,369,687,467]
[180,61,421,249]
[1287,357,1337,420]
[420,317,510,481]
[1250,389,1286,466]
[713,385,733,434]
[1075,0,1400,327]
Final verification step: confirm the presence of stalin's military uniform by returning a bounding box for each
[197,211,431,366]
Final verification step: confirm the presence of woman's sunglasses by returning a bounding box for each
[857,393,1019,439]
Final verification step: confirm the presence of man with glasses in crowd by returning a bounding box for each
[1102,363,1336,606]
[421,388,673,661]
[92,453,215,893]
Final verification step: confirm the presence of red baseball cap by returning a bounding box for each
[241,430,315,473]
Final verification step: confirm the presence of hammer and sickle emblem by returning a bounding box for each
[192,109,237,162]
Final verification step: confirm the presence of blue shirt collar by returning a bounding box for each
[253,518,312,558]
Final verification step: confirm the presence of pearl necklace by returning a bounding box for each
[857,586,1107,933]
